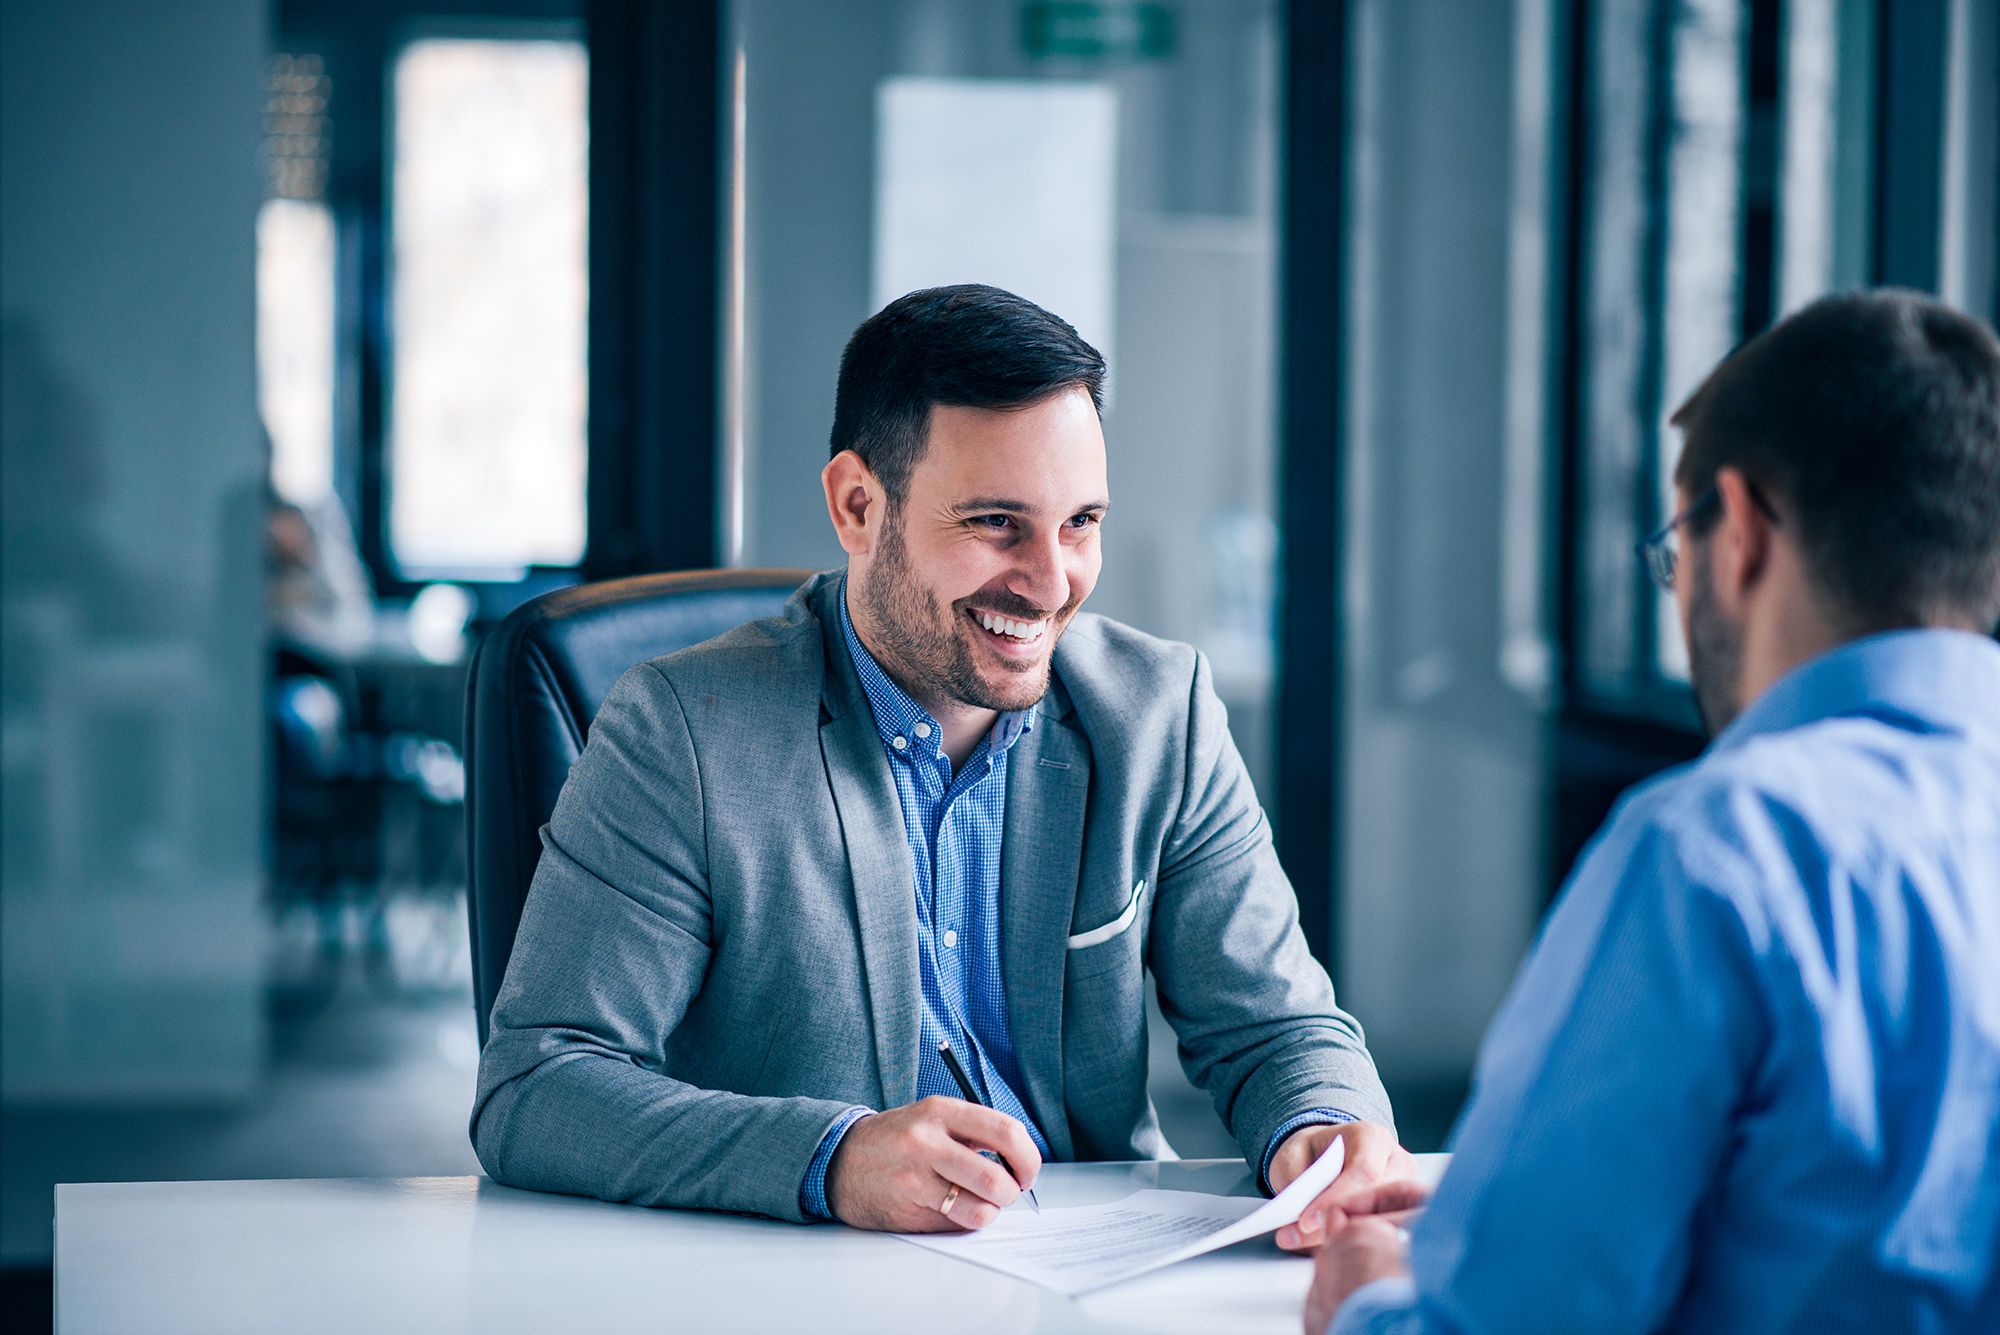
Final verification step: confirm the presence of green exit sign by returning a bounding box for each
[1022,2,1177,61]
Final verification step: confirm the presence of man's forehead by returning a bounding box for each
[915,396,1106,494]
[915,457,1110,515]
[943,492,1110,515]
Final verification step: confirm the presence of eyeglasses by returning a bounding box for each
[1635,482,1778,592]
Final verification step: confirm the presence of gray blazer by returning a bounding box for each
[471,572,1390,1222]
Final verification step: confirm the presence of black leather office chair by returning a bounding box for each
[463,568,815,1044]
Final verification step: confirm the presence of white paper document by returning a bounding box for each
[894,1139,1344,1295]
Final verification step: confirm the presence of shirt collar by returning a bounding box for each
[837,577,1035,764]
[1711,628,2000,755]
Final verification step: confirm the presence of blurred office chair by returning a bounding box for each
[463,568,814,1044]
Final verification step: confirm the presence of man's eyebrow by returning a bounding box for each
[951,497,1111,515]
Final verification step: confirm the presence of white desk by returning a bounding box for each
[58,1155,1448,1333]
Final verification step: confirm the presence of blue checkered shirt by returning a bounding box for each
[799,585,1053,1218]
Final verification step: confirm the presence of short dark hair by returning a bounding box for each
[829,284,1106,500]
[1671,288,2000,632]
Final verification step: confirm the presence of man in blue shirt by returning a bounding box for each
[1305,289,2000,1333]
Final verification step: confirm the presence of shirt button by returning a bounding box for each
[943,929,958,948]
[891,735,908,751]
[915,723,932,740]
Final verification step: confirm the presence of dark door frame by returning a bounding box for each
[585,0,726,579]
[1274,0,1349,969]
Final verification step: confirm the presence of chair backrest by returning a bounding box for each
[464,568,814,1043]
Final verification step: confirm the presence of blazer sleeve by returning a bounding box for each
[1146,651,1395,1163]
[468,662,862,1222]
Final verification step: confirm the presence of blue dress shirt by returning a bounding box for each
[800,587,1051,1218]
[1336,630,2000,1333]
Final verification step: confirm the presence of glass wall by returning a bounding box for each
[1337,0,1560,1132]
[2,0,270,1262]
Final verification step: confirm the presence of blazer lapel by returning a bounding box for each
[821,708,921,1109]
[808,579,922,1110]
[1000,694,1089,1162]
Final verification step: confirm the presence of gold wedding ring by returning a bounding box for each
[938,1184,962,1215]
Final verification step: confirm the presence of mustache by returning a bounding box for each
[956,593,1068,621]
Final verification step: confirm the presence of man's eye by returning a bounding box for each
[976,515,1014,531]
[1068,513,1101,529]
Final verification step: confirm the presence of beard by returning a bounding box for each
[858,511,1073,715]
[1685,552,1744,736]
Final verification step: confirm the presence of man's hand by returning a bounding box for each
[1271,1120,1415,1251]
[1302,1209,1416,1335]
[825,1095,1042,1233]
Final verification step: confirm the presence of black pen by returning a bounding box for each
[937,1040,1040,1212]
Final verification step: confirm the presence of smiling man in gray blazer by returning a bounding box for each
[471,284,1403,1237]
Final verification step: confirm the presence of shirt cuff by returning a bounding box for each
[1328,1275,1420,1335]
[1260,1108,1357,1195]
[800,1107,875,1221]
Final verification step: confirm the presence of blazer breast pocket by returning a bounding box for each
[1066,878,1147,952]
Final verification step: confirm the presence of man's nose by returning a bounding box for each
[1009,530,1070,614]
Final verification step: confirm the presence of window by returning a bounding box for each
[1570,0,1875,717]
[260,200,338,507]
[873,78,1119,380]
[388,36,589,574]
[259,54,336,506]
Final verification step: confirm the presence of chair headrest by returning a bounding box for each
[464,569,815,1043]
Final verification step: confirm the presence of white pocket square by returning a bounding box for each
[1066,879,1147,950]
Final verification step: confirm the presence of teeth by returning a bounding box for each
[976,610,1045,641]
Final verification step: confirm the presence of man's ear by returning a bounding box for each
[1709,465,1774,614]
[822,450,885,558]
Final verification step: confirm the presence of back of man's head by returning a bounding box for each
[830,284,1106,502]
[1672,288,2000,635]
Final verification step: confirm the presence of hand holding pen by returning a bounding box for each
[821,1063,1042,1232]
[938,1040,1041,1213]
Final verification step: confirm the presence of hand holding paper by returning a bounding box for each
[1269,1120,1417,1251]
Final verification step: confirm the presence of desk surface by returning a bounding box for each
[58,1154,1448,1334]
